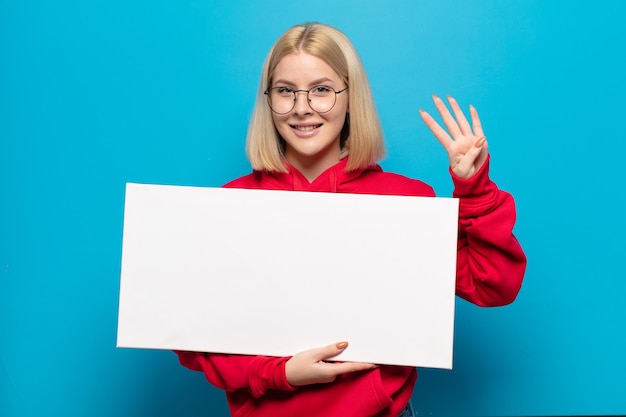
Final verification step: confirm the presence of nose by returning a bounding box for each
[293,90,312,115]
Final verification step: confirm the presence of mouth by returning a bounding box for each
[290,123,323,132]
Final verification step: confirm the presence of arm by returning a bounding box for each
[451,156,526,306]
[176,342,376,396]
[175,351,294,398]
[420,95,526,307]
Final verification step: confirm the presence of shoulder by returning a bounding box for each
[344,168,436,197]
[223,172,264,189]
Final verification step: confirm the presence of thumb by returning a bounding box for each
[335,341,349,351]
[466,136,487,161]
[317,341,349,361]
[455,137,486,178]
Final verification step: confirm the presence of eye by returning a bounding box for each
[312,85,333,95]
[275,86,294,96]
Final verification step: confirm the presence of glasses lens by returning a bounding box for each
[308,86,336,113]
[268,87,295,114]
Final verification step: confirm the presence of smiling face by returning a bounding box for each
[270,52,349,181]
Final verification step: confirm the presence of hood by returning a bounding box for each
[261,157,383,192]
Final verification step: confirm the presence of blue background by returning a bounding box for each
[2,1,625,416]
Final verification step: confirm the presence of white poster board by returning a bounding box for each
[117,183,459,369]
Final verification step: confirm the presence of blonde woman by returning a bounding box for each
[177,22,526,417]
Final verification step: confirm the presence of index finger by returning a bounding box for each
[321,361,378,376]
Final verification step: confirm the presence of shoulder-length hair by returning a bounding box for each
[246,22,385,172]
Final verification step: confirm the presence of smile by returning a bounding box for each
[291,124,323,131]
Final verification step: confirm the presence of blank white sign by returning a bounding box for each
[117,183,459,369]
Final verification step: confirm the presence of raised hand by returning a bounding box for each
[419,95,489,179]
[285,342,377,387]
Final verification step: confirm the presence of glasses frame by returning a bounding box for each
[264,85,348,115]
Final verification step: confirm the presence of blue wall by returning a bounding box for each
[1,1,625,416]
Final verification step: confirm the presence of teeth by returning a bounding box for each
[294,125,320,131]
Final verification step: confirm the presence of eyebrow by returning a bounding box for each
[272,77,336,87]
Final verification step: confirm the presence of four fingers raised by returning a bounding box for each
[420,95,489,178]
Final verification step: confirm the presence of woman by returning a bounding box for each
[176,22,526,417]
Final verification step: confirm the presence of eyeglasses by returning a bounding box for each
[264,85,348,114]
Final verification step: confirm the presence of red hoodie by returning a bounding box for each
[177,156,526,417]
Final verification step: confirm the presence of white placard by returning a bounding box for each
[117,183,459,369]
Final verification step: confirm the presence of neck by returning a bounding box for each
[285,154,341,183]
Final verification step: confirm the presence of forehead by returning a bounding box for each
[272,52,341,84]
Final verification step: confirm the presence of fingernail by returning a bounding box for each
[476,136,486,147]
[418,109,425,114]
[432,94,438,100]
[336,342,348,350]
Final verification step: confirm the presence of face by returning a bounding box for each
[270,52,349,179]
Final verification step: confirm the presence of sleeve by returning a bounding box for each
[175,351,297,398]
[451,155,527,307]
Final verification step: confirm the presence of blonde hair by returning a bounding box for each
[246,23,385,172]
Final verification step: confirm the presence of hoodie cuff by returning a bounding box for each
[451,155,499,218]
[248,355,297,398]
